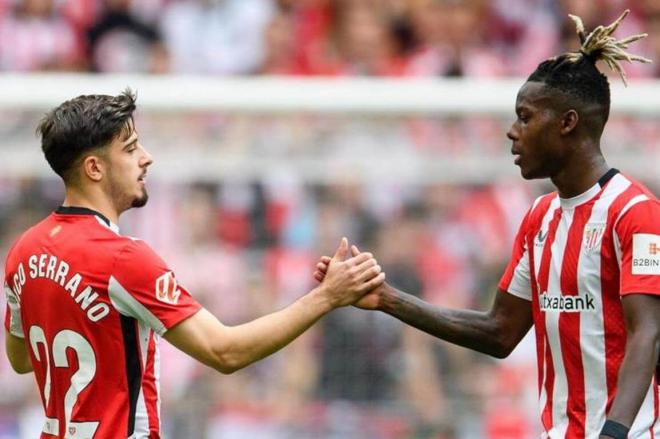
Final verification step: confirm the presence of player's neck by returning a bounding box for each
[62,186,120,225]
[551,152,609,199]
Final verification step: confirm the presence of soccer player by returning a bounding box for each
[3,92,386,438]
[314,10,659,439]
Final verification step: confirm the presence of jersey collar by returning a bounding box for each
[558,168,619,210]
[55,206,120,234]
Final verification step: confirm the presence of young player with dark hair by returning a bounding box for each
[316,10,659,439]
[4,91,385,438]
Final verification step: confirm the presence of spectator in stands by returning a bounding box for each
[405,0,505,77]
[334,4,407,76]
[87,0,168,73]
[486,0,558,76]
[261,10,300,75]
[270,0,341,75]
[160,0,274,74]
[642,11,660,77]
[0,0,83,72]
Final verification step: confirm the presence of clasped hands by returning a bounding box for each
[313,238,385,310]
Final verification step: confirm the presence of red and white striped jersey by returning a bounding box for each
[499,170,660,439]
[4,207,201,439]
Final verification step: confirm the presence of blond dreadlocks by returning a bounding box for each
[526,10,653,128]
[566,9,652,86]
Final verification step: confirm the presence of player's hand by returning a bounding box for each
[313,255,332,283]
[318,238,385,308]
[314,244,385,310]
[349,244,387,310]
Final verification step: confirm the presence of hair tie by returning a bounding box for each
[579,49,597,63]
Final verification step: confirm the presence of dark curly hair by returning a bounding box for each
[37,88,137,182]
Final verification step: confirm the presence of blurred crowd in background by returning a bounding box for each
[0,0,659,78]
[1,1,660,438]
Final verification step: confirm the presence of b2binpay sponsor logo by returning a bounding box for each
[539,292,596,313]
[632,233,660,275]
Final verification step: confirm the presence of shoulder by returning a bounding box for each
[522,191,558,229]
[531,191,558,213]
[608,174,659,226]
[4,215,53,262]
[619,173,658,200]
[113,238,167,271]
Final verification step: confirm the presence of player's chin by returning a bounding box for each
[131,191,149,208]
[519,164,544,181]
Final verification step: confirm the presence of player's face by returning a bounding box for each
[104,121,153,213]
[507,81,566,180]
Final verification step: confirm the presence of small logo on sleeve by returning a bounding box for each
[535,229,548,247]
[649,243,660,255]
[155,272,181,304]
[632,234,660,275]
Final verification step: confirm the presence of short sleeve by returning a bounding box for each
[498,210,532,301]
[615,199,660,297]
[108,240,202,335]
[4,281,23,338]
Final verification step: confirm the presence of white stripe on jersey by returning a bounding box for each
[507,238,532,300]
[154,334,162,432]
[535,197,561,424]
[612,194,650,265]
[94,216,120,234]
[3,282,24,337]
[133,322,152,438]
[108,276,166,335]
[533,198,561,290]
[546,208,573,438]
[579,174,630,438]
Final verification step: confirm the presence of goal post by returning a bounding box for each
[1,74,658,183]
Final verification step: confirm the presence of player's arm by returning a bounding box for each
[4,331,32,374]
[164,239,385,374]
[314,246,533,358]
[165,289,338,374]
[601,200,660,438]
[364,284,532,358]
[600,293,660,437]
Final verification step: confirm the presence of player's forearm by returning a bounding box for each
[378,285,513,358]
[218,286,332,372]
[605,327,660,428]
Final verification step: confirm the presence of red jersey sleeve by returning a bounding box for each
[4,240,24,337]
[108,240,202,335]
[4,282,23,337]
[615,199,660,297]
[498,209,532,301]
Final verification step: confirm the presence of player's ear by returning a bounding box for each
[82,155,105,182]
[560,109,579,135]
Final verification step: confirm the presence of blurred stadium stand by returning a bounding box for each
[1,1,660,438]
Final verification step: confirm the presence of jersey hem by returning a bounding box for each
[160,305,203,336]
[500,285,532,302]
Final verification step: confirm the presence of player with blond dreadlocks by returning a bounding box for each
[314,10,659,439]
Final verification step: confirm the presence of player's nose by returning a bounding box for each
[506,123,518,141]
[140,144,154,167]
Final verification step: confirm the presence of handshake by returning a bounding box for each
[311,237,386,310]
